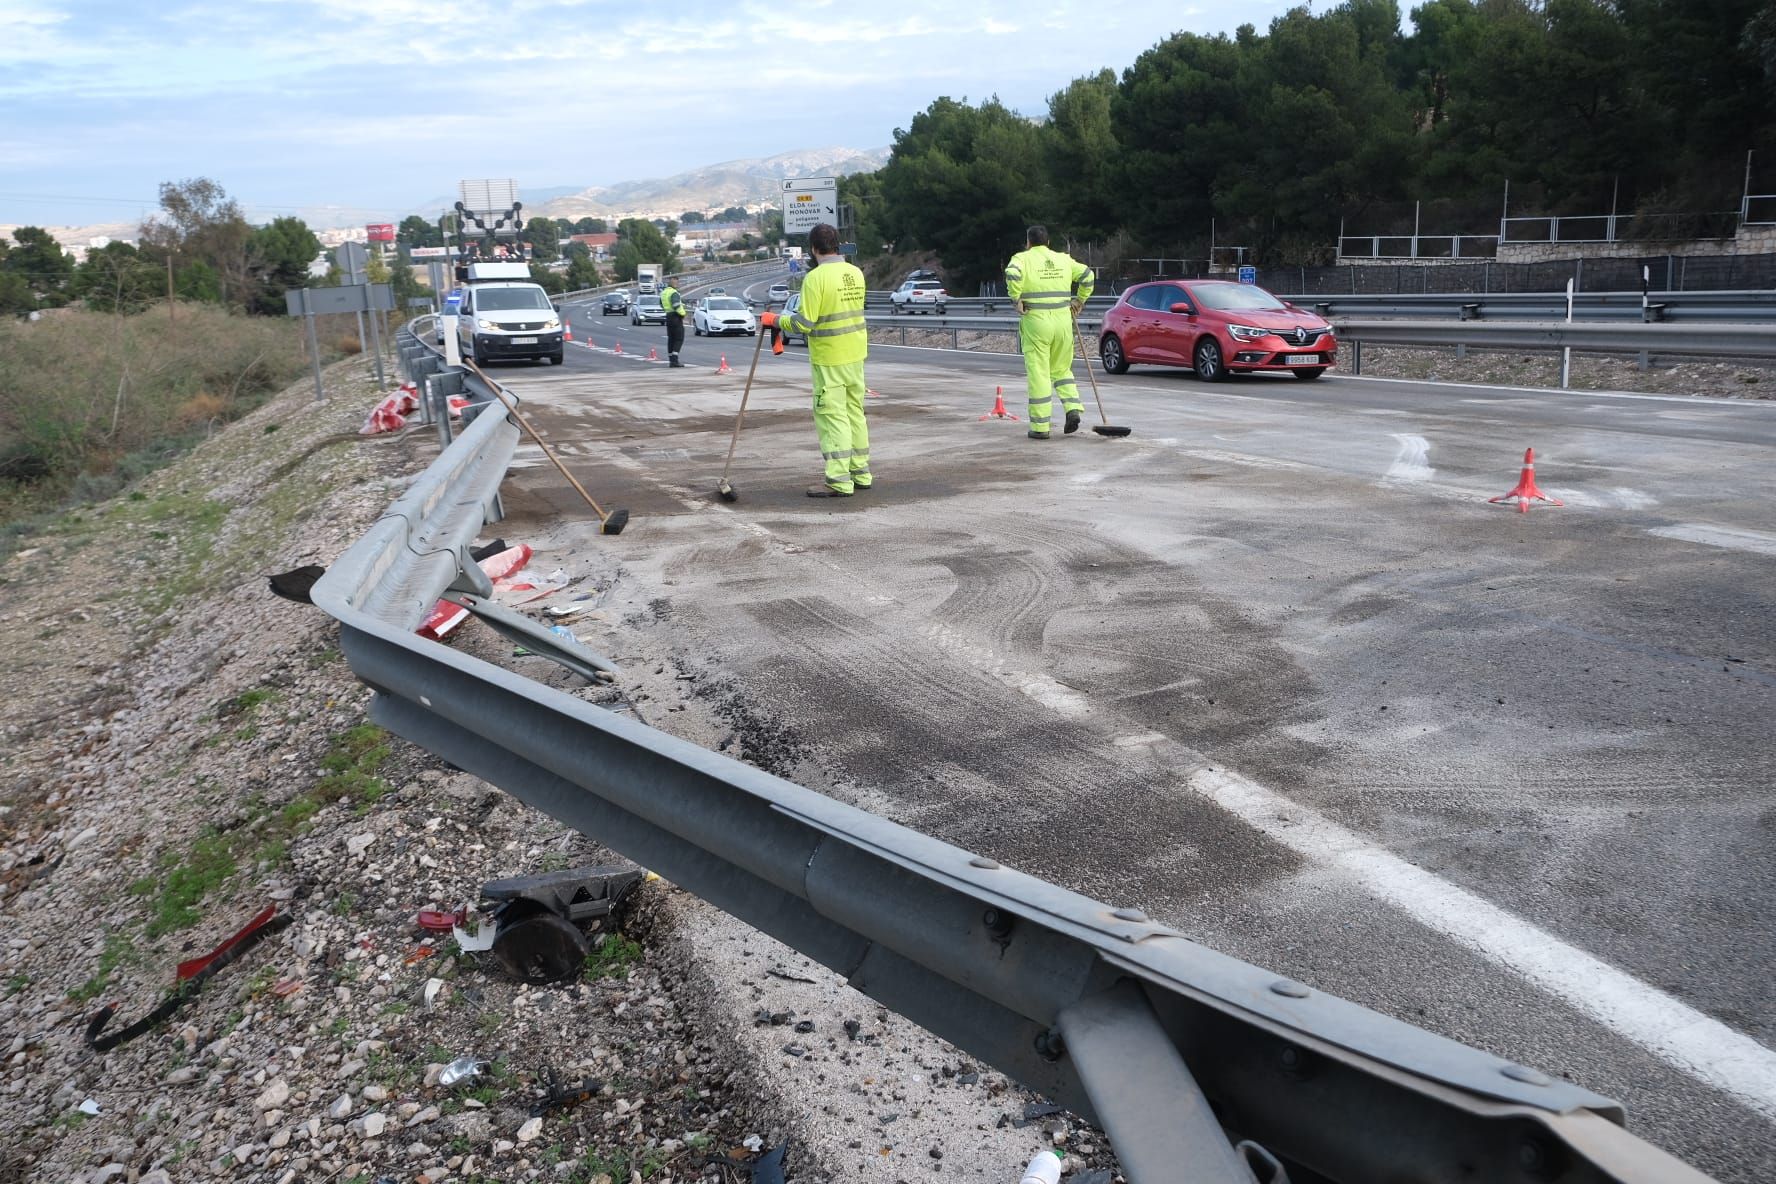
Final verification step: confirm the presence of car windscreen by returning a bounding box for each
[1190,285,1287,312]
[475,287,553,311]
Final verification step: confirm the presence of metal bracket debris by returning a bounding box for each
[438,592,620,683]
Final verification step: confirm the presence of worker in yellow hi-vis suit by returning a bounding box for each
[1004,225,1095,438]
[761,222,872,497]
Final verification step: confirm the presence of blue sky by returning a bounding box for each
[1,0,1308,231]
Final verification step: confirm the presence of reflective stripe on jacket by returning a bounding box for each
[780,257,868,366]
[661,285,684,317]
[1004,245,1094,318]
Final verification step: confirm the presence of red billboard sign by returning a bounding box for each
[366,223,395,243]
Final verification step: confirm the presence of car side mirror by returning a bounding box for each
[1169,302,1193,314]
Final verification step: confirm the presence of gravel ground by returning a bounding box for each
[0,356,1109,1184]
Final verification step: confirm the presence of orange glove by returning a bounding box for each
[759,311,777,328]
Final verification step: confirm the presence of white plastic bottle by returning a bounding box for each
[1018,1149,1063,1184]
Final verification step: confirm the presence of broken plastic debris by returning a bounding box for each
[404,946,435,966]
[452,919,496,953]
[438,1056,489,1087]
[77,1098,101,1116]
[423,977,445,1008]
[416,907,468,934]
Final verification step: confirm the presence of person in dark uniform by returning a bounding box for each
[660,276,687,367]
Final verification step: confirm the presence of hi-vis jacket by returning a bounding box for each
[661,283,685,318]
[1005,245,1094,319]
[779,257,868,367]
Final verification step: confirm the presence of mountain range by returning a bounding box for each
[13,146,894,249]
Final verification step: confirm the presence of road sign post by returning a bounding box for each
[285,283,395,401]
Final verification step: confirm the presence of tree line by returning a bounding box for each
[837,0,1776,287]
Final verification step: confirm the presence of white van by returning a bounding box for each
[455,262,564,365]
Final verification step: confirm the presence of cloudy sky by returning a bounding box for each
[1,0,1307,230]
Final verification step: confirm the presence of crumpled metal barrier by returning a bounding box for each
[307,328,1719,1184]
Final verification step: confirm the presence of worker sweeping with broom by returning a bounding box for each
[759,222,874,497]
[1005,225,1095,439]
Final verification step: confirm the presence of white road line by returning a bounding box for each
[1184,761,1776,1121]
[1344,373,1776,407]
[1648,523,1776,556]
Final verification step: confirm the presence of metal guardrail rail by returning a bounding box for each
[1300,290,1776,323]
[307,324,1723,1184]
[1331,319,1776,364]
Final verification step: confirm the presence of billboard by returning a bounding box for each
[366,223,395,243]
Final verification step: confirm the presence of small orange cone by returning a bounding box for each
[978,385,1019,421]
[613,341,622,355]
[563,325,573,342]
[717,355,731,374]
[648,347,658,361]
[1488,447,1564,513]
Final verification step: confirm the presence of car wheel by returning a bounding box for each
[935,304,946,315]
[694,323,703,336]
[1193,338,1226,382]
[549,352,564,365]
[1100,334,1129,375]
[1292,367,1327,381]
[890,303,900,316]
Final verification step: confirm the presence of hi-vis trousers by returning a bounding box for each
[812,360,871,493]
[1019,314,1082,436]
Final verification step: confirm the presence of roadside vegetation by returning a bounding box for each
[0,304,333,544]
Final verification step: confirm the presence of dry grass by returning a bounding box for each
[0,304,327,523]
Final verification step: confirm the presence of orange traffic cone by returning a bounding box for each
[1488,447,1564,513]
[613,341,622,354]
[563,325,573,342]
[717,354,731,374]
[978,386,1019,421]
[648,347,658,361]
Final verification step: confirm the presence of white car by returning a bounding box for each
[890,278,947,314]
[768,282,791,304]
[693,295,757,337]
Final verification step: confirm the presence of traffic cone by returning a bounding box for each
[1488,447,1564,513]
[613,341,622,354]
[717,355,731,374]
[563,325,573,342]
[978,386,1019,421]
[648,347,658,361]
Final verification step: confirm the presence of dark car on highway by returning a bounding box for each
[1098,280,1337,381]
[601,290,629,315]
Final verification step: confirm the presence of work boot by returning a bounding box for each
[806,484,853,498]
[1064,410,1082,434]
[669,355,683,368]
[1027,430,1050,440]
[851,482,872,492]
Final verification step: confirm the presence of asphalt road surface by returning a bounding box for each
[477,303,1776,1179]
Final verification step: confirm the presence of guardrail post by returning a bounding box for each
[1056,981,1252,1184]
[1352,341,1362,375]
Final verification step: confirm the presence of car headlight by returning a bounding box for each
[544,317,561,330]
[477,318,498,331]
[1227,324,1270,342]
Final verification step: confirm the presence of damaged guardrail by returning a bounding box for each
[308,328,1719,1184]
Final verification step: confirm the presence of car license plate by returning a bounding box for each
[512,337,538,345]
[1285,354,1319,365]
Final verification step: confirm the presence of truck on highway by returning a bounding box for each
[635,263,662,296]
[454,261,564,366]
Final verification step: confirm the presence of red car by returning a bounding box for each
[1097,279,1337,381]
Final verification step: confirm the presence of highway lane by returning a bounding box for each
[467,330,1776,1178]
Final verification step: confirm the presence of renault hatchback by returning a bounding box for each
[1098,280,1336,381]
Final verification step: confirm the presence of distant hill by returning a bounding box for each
[533,147,891,220]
